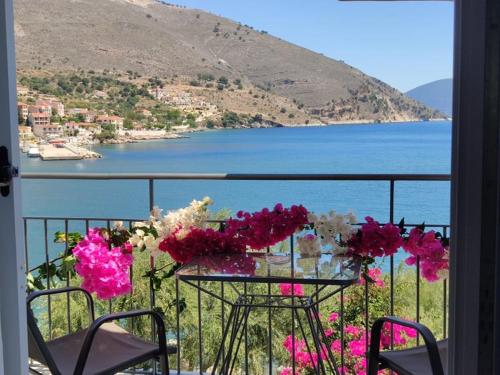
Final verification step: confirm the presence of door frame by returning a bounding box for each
[0,0,28,374]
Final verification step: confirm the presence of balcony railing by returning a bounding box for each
[22,173,451,374]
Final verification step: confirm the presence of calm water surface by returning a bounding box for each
[21,121,451,265]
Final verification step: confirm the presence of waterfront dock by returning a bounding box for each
[39,144,101,160]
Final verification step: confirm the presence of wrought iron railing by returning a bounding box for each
[22,173,451,374]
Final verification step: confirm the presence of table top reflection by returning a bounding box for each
[176,252,361,286]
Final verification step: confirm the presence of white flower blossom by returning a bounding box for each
[113,221,125,230]
[127,197,213,256]
[297,235,321,257]
[308,211,357,254]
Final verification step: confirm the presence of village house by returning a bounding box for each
[96,115,124,130]
[28,104,51,117]
[62,121,100,135]
[28,112,50,127]
[67,108,89,116]
[18,125,33,141]
[36,98,65,117]
[78,122,101,135]
[63,121,80,135]
[84,111,97,123]
[32,123,62,138]
[17,103,28,122]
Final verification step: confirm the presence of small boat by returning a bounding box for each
[27,147,40,158]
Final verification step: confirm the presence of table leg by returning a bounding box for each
[228,305,253,374]
[295,308,322,374]
[309,305,341,375]
[213,301,253,375]
[304,307,329,374]
[212,303,238,375]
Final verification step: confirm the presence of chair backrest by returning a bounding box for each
[26,287,95,375]
[26,306,62,375]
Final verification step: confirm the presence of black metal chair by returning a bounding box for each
[367,317,448,375]
[27,286,175,375]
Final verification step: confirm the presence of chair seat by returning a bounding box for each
[33,322,174,375]
[380,339,448,375]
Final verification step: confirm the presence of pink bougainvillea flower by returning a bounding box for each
[348,339,367,357]
[279,283,304,297]
[279,368,298,375]
[328,312,339,322]
[159,227,246,264]
[345,325,361,337]
[331,339,342,353]
[358,267,385,288]
[403,227,449,282]
[73,228,133,300]
[348,217,403,259]
[225,204,309,250]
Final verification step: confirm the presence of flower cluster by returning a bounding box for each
[72,228,133,300]
[329,322,415,375]
[225,204,309,250]
[308,211,357,254]
[403,227,449,282]
[296,234,322,257]
[159,227,246,264]
[348,216,403,259]
[358,267,385,288]
[279,283,305,296]
[129,197,213,258]
[281,335,328,373]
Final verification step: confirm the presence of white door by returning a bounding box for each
[0,0,28,373]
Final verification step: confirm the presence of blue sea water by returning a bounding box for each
[21,121,452,267]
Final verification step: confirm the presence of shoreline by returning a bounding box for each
[25,119,451,161]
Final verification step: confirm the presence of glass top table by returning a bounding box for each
[176,252,361,286]
[175,252,361,375]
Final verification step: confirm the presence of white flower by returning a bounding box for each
[143,234,156,249]
[151,206,163,220]
[113,221,125,230]
[297,235,321,257]
[308,211,357,253]
[131,197,214,257]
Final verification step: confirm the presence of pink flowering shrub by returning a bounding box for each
[279,267,421,375]
[279,283,305,296]
[159,227,246,264]
[358,268,385,288]
[158,203,308,264]
[73,228,133,300]
[403,227,449,282]
[225,204,309,250]
[347,217,449,283]
[348,217,403,259]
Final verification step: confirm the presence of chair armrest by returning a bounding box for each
[27,286,95,321]
[368,316,444,375]
[74,309,168,375]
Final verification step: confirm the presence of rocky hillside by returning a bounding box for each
[13,0,444,124]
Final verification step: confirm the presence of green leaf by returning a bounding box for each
[163,263,181,279]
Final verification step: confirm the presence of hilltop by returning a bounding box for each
[406,79,453,117]
[13,0,444,125]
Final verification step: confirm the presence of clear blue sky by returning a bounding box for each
[172,0,454,92]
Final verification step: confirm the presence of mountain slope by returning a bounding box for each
[13,0,443,123]
[406,79,452,117]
